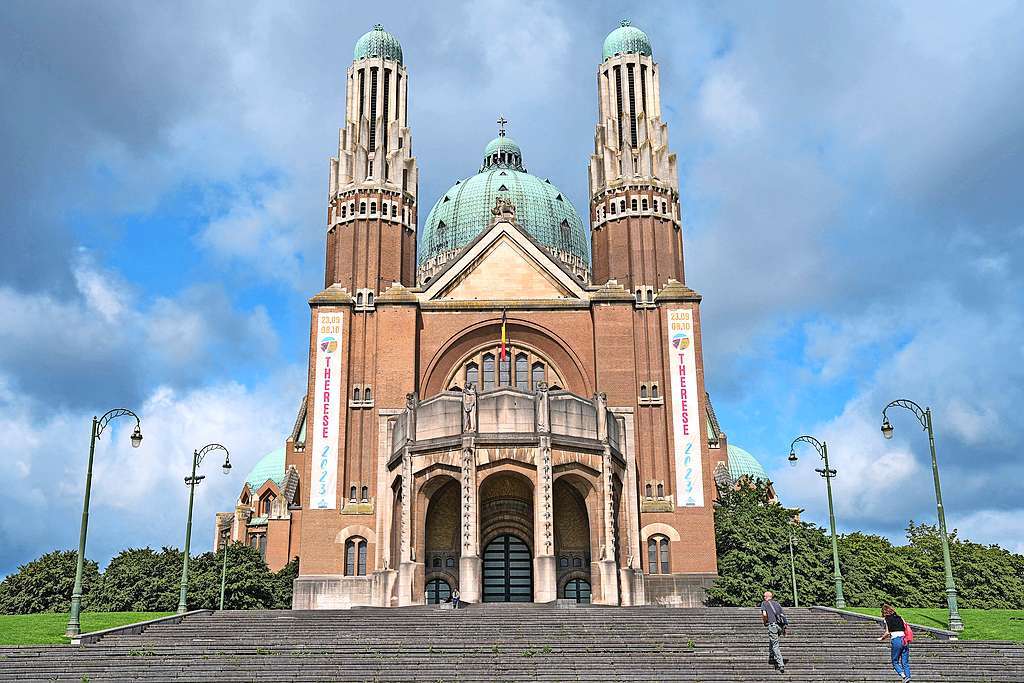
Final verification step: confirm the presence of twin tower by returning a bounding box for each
[324,20,684,297]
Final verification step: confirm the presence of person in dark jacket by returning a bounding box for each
[760,590,787,674]
[878,604,911,682]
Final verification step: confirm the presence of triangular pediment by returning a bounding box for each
[421,221,587,302]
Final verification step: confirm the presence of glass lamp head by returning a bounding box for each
[130,426,143,448]
[788,450,798,467]
[881,418,894,440]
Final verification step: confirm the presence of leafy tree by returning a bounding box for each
[91,547,183,612]
[182,543,279,610]
[273,557,300,609]
[708,481,833,607]
[0,550,99,614]
[838,532,924,607]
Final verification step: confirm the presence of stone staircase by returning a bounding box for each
[1,604,1022,682]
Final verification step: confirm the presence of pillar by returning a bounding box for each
[533,434,557,603]
[459,436,482,603]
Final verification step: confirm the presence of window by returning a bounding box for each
[498,354,511,386]
[345,537,367,576]
[610,202,617,215]
[482,353,495,391]
[640,384,648,399]
[370,201,376,215]
[261,494,274,516]
[425,578,451,604]
[620,200,625,212]
[402,168,408,191]
[465,362,479,388]
[661,201,667,214]
[353,387,362,402]
[631,198,638,211]
[391,204,398,218]
[369,67,378,150]
[361,486,368,502]
[360,201,366,215]
[642,198,649,211]
[258,534,267,559]
[515,353,528,390]
[648,535,670,574]
[645,483,653,498]
[364,387,372,403]
[572,557,583,568]
[651,383,659,399]
[433,557,442,568]
[559,556,569,568]
[531,362,544,388]
[356,292,364,307]
[445,557,456,568]
[657,483,664,498]
[341,205,347,218]
[646,288,654,303]
[563,578,591,604]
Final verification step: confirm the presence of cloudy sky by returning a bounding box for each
[1,0,1022,577]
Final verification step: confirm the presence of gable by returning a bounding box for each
[422,220,588,301]
[438,237,572,300]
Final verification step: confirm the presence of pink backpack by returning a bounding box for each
[903,620,915,644]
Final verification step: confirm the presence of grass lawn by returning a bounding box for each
[847,607,1024,642]
[0,612,172,645]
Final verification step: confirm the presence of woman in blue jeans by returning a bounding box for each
[878,604,911,682]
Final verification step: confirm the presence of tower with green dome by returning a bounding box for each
[589,19,683,294]
[418,125,590,284]
[326,24,419,295]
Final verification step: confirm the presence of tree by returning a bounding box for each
[273,557,299,609]
[707,481,833,607]
[0,550,99,614]
[90,547,182,612]
[183,543,279,610]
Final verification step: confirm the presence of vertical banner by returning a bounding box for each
[311,312,343,509]
[668,308,704,507]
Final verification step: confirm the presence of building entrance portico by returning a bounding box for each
[386,384,644,608]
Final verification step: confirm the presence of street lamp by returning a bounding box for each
[788,530,799,608]
[788,435,846,609]
[880,399,963,632]
[177,443,231,614]
[66,408,143,637]
[219,541,230,610]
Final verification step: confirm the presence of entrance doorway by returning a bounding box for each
[482,534,532,602]
[563,578,591,603]
[425,578,452,604]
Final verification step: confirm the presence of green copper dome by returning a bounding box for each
[244,447,285,492]
[603,20,652,61]
[727,444,770,483]
[418,136,589,274]
[353,24,403,65]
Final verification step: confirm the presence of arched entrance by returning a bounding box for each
[563,578,591,603]
[425,578,452,604]
[483,534,532,602]
[422,478,461,595]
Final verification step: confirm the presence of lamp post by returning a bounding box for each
[880,399,963,632]
[788,435,845,608]
[177,443,231,614]
[788,531,799,608]
[66,409,143,637]
[219,542,229,610]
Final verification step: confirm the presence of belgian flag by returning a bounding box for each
[499,309,508,361]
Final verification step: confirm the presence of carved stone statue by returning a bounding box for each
[594,391,608,443]
[462,383,478,433]
[535,381,550,433]
[491,196,516,220]
[405,392,417,443]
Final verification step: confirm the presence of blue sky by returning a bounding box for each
[1,0,1023,577]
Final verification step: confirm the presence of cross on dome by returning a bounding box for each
[497,115,508,137]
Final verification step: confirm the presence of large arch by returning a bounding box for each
[553,476,593,599]
[422,478,461,591]
[420,317,593,397]
[478,469,535,602]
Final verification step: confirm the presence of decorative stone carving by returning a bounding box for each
[461,445,474,551]
[535,382,550,433]
[462,383,478,433]
[405,392,417,443]
[539,440,553,554]
[491,196,516,219]
[594,392,608,443]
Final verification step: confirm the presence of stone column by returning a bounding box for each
[597,397,620,605]
[459,436,482,603]
[397,399,417,605]
[532,384,556,602]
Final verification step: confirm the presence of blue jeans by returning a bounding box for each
[890,636,911,678]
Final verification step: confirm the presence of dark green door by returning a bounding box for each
[483,534,532,602]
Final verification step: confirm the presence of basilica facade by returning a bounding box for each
[215,21,767,609]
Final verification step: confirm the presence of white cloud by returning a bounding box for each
[698,72,761,137]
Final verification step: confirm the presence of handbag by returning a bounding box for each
[903,621,914,644]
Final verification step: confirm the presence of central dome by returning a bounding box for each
[418,136,589,280]
[603,20,652,61]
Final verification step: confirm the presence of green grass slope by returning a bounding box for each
[848,607,1024,642]
[0,612,173,645]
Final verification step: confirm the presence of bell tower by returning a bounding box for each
[325,24,419,294]
[588,20,683,294]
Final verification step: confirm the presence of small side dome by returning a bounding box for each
[602,20,652,61]
[727,444,770,483]
[244,446,286,492]
[354,24,403,65]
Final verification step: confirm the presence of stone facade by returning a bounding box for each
[215,22,746,607]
